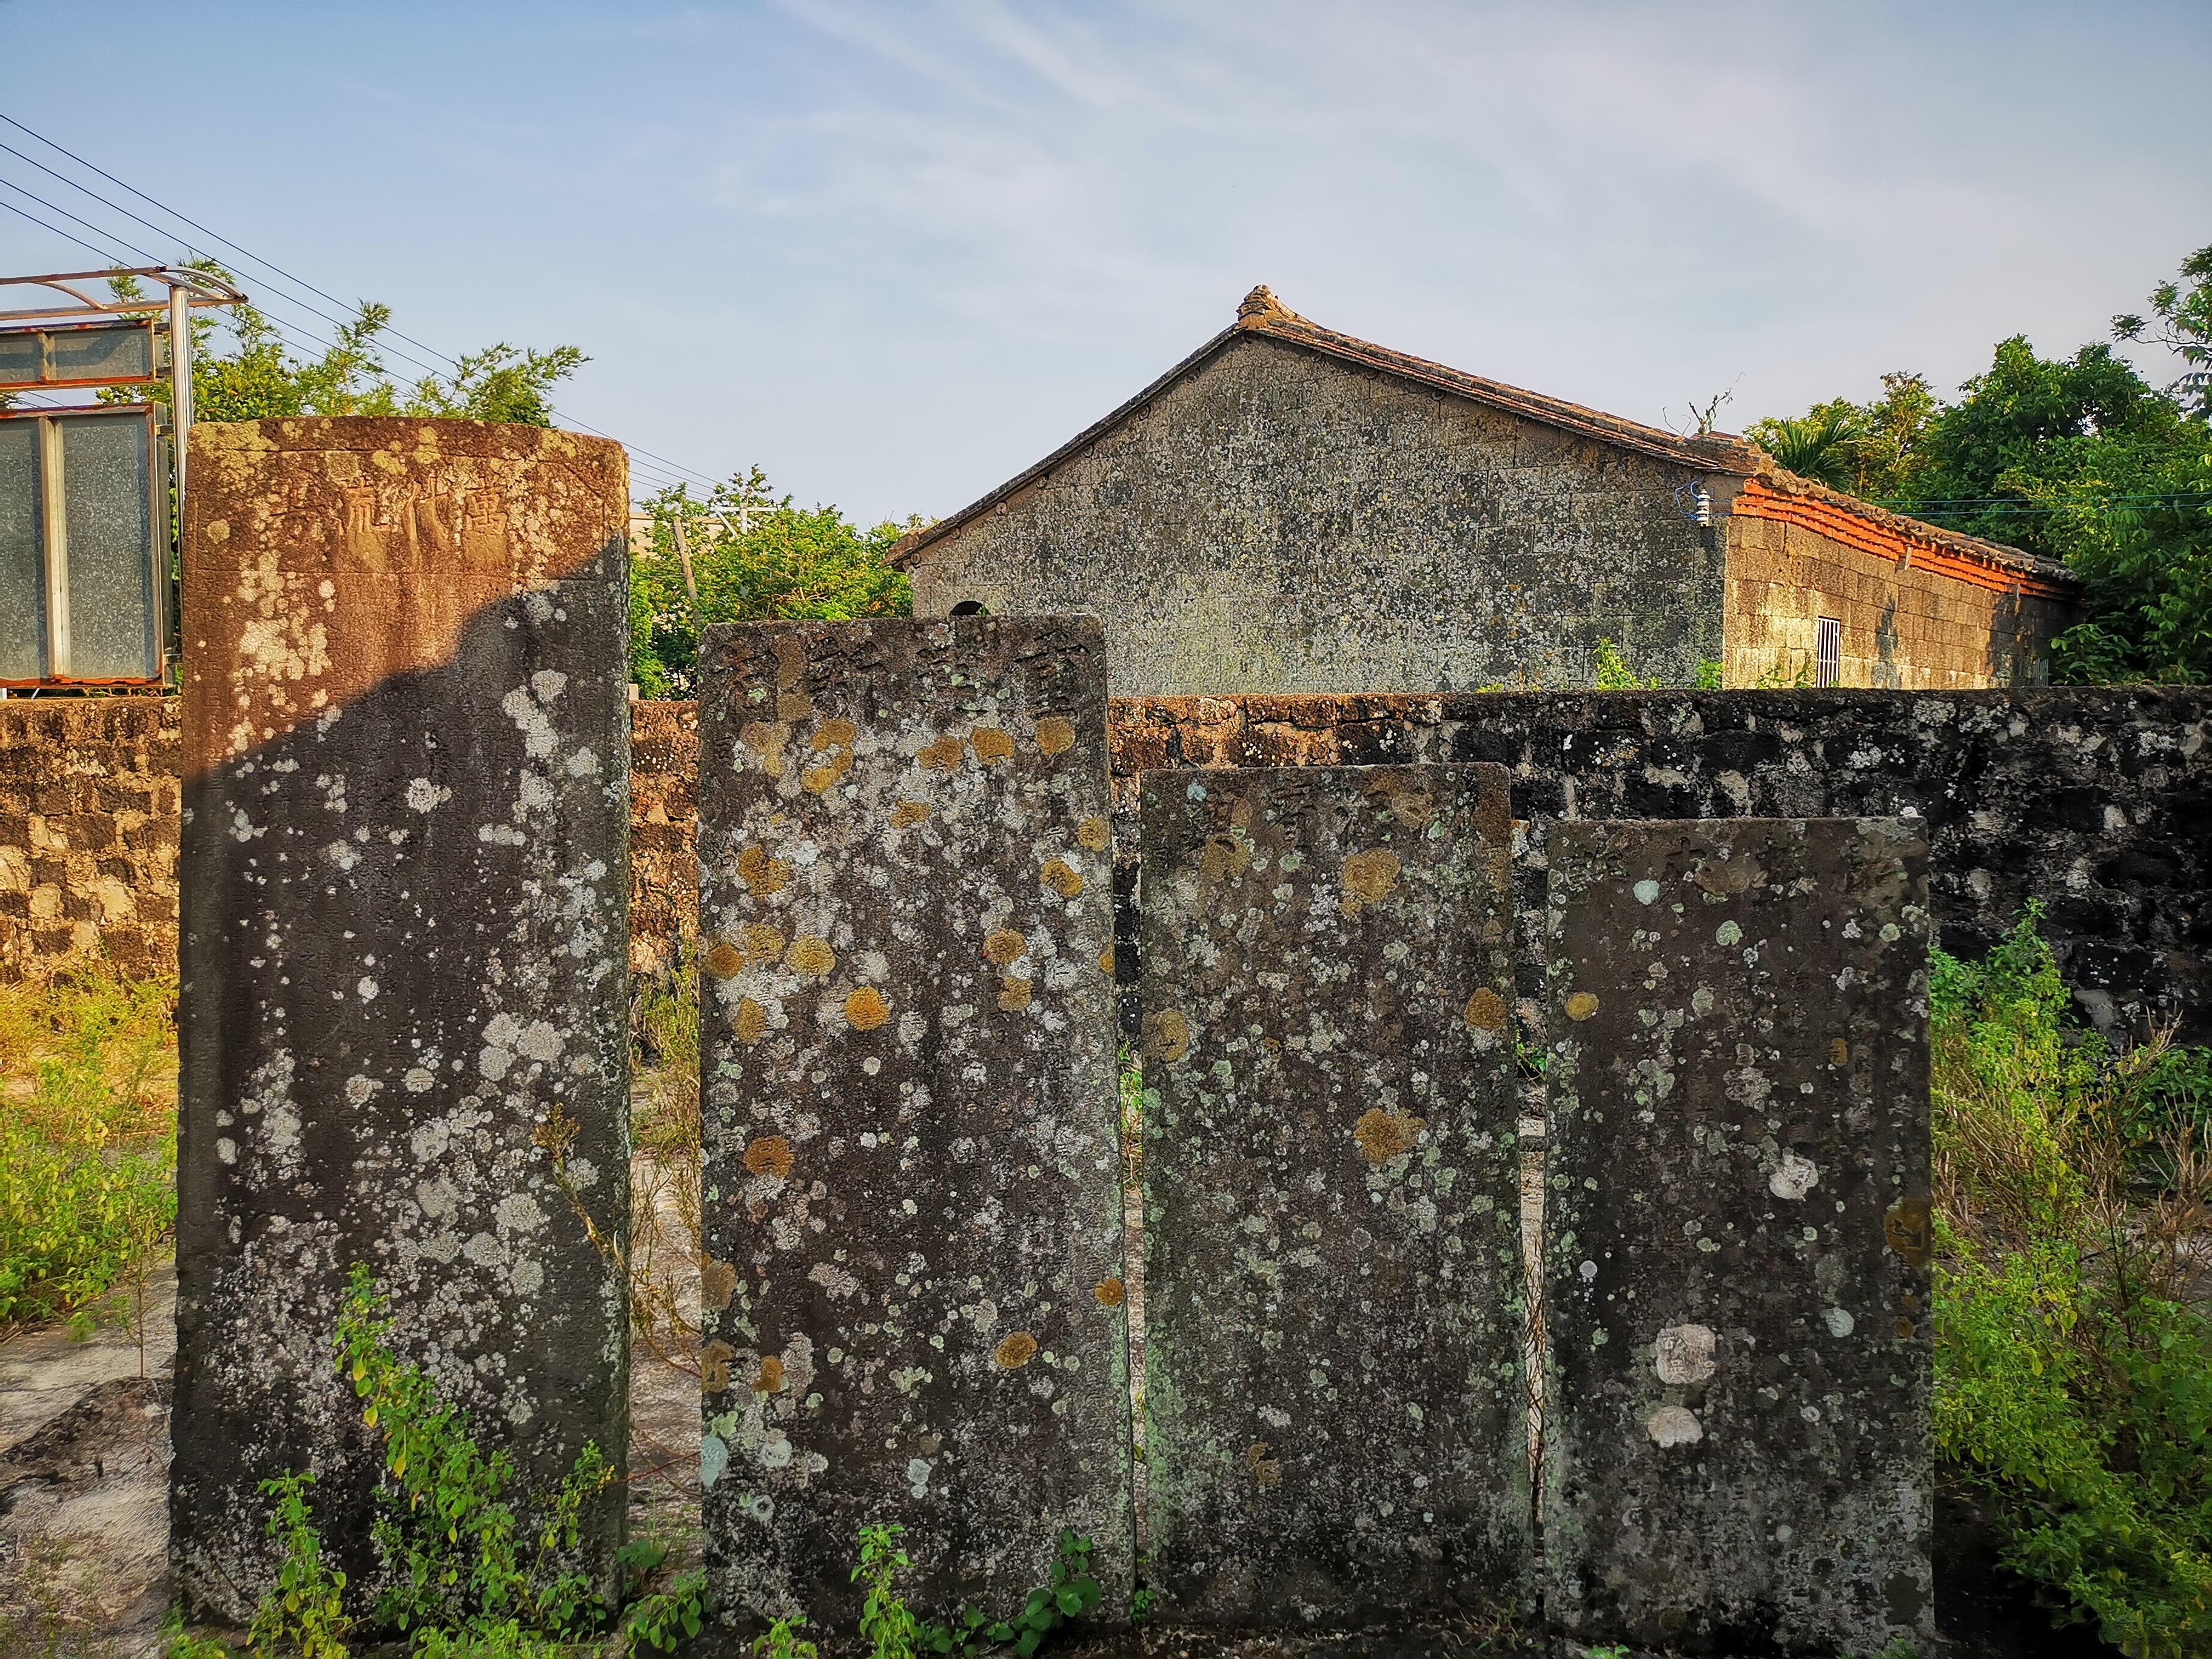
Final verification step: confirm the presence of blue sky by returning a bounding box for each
[2,1,2207,523]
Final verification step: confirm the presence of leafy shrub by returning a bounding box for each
[249,1265,708,1657]
[0,967,178,1326]
[1932,907,2212,1657]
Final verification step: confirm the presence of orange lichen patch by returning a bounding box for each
[786,936,836,978]
[801,748,854,794]
[1464,987,1508,1031]
[700,1339,735,1393]
[1564,991,1599,1022]
[1094,1277,1125,1307]
[1246,1441,1281,1487]
[1034,716,1077,756]
[1828,1037,1850,1066]
[1041,857,1084,897]
[844,986,891,1030]
[1098,947,1115,976]
[1199,834,1250,881]
[993,1332,1039,1370]
[1366,776,1435,828]
[739,720,791,778]
[919,734,967,771]
[732,998,769,1044]
[702,1259,739,1312]
[743,923,786,963]
[998,977,1033,1012]
[1884,1196,1932,1266]
[812,717,857,751]
[754,1355,786,1394]
[890,800,932,829]
[971,728,1016,765]
[1077,815,1112,852]
[702,939,746,979]
[1142,1009,1190,1064]
[777,692,813,723]
[1341,848,1402,908]
[1353,1107,1425,1165]
[772,633,806,688]
[984,928,1028,967]
[737,845,791,896]
[744,1135,794,1179]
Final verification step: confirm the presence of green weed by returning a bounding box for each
[0,966,178,1327]
[247,1265,709,1656]
[1932,907,2212,1657]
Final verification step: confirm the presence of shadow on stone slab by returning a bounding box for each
[1936,1475,2121,1659]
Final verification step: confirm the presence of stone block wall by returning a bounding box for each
[1723,507,2072,691]
[629,698,699,979]
[1109,688,2210,1040]
[0,695,179,977]
[8,687,2207,1044]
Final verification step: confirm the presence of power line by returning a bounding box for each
[0,193,129,266]
[2,107,725,486]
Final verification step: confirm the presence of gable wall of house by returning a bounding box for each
[908,334,1729,695]
[1723,491,2076,689]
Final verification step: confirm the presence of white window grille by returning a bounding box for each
[1815,616,1842,687]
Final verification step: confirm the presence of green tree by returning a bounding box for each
[2114,241,2212,417]
[1750,246,2212,685]
[629,467,920,697]
[101,263,583,426]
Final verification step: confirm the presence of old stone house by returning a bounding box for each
[893,287,2080,695]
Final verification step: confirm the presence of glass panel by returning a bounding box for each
[0,331,41,390]
[60,412,156,679]
[49,321,154,383]
[0,420,46,678]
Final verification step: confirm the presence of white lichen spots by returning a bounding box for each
[1632,878,1661,905]
[1715,919,1743,946]
[343,1073,381,1107]
[216,1136,238,1165]
[1690,985,1714,1017]
[906,1457,934,1497]
[495,1193,546,1234]
[700,1435,730,1490]
[531,669,569,703]
[500,687,561,759]
[808,1262,860,1299]
[1646,1404,1704,1447]
[757,1432,794,1470]
[411,1119,451,1161]
[406,777,451,813]
[358,977,380,1001]
[480,823,526,846]
[516,1021,564,1063]
[324,840,361,872]
[512,1259,545,1296]
[1654,1322,1717,1384]
[1579,1259,1598,1282]
[404,1067,436,1093]
[1770,1151,1822,1201]
[1823,1307,1855,1338]
[565,747,601,777]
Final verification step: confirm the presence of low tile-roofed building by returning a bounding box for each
[894,287,2080,695]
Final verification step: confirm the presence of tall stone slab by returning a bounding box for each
[1138,763,1530,1626]
[172,420,632,1619]
[1542,818,1932,1656]
[697,618,1131,1631]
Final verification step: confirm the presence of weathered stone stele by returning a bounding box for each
[1542,818,1932,1656]
[172,419,632,1620]
[1138,763,1529,1625]
[697,617,1131,1633]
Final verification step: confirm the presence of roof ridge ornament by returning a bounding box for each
[1236,284,1299,327]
